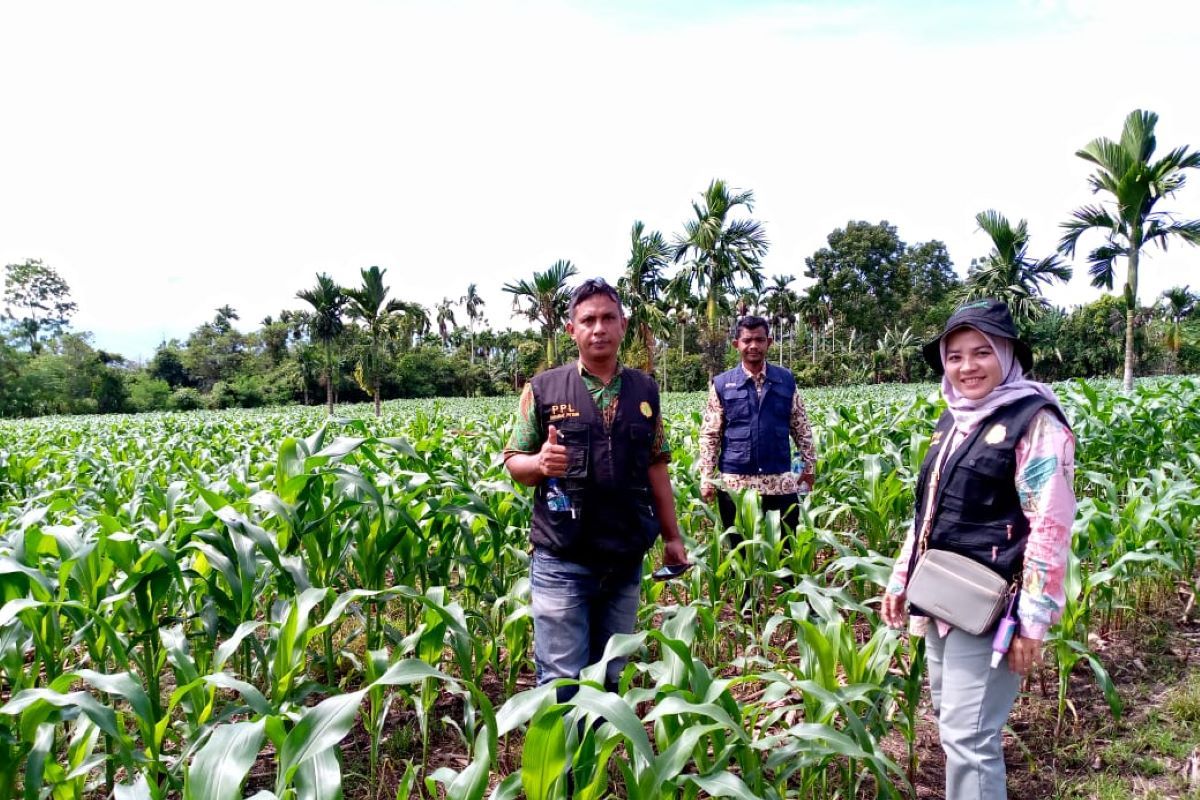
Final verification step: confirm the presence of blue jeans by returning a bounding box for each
[530,548,642,700]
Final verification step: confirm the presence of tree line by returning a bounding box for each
[2,109,1198,418]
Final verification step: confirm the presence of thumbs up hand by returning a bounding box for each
[538,424,569,478]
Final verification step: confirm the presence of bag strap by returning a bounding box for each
[916,436,955,556]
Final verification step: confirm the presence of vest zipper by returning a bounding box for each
[607,427,614,482]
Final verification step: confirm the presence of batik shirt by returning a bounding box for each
[698,364,816,495]
[886,409,1076,641]
[503,361,670,463]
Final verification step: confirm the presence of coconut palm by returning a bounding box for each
[343,265,403,417]
[296,273,346,415]
[461,283,486,364]
[961,210,1072,327]
[1059,109,1200,390]
[503,260,578,368]
[617,221,670,374]
[673,179,769,376]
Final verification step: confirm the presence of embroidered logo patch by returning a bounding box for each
[984,423,1007,445]
[548,403,581,423]
[639,401,653,418]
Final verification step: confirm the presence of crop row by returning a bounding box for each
[1,379,1197,799]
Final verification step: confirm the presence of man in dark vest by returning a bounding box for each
[504,278,688,698]
[699,315,816,537]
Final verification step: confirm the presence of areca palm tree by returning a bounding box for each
[673,179,770,376]
[660,275,699,390]
[296,273,346,415]
[214,305,240,333]
[962,210,1072,327]
[798,293,828,364]
[765,274,798,366]
[435,298,457,350]
[1059,109,1200,390]
[395,302,429,351]
[503,260,578,368]
[1160,285,1197,370]
[461,283,486,363]
[344,265,403,417]
[617,221,671,374]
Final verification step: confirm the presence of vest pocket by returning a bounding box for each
[722,388,751,421]
[556,422,591,479]
[627,422,654,475]
[627,487,660,553]
[941,451,1015,520]
[762,388,790,415]
[723,428,752,462]
[542,485,586,550]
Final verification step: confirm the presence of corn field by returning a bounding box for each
[1,378,1198,800]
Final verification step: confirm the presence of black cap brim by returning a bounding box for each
[923,324,1033,376]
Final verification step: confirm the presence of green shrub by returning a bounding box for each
[169,386,204,411]
[126,374,171,412]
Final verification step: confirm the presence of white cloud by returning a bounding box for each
[1,0,1197,359]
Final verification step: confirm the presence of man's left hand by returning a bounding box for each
[800,471,815,493]
[663,537,688,566]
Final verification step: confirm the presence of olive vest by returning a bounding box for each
[908,394,1069,596]
[713,363,796,475]
[528,363,661,564]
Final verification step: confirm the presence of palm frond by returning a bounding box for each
[1119,108,1158,164]
[1144,217,1200,249]
[1086,245,1123,290]
[1077,137,1132,179]
[1058,205,1118,256]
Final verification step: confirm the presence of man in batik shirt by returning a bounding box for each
[699,315,816,537]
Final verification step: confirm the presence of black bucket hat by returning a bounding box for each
[922,299,1033,375]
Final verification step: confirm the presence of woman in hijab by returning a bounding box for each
[881,299,1076,800]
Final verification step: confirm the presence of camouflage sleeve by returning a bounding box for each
[502,384,543,459]
[791,391,816,472]
[651,412,671,464]
[698,383,723,483]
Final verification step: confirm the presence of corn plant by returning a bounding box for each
[0,379,1197,798]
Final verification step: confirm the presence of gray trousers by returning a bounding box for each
[926,625,1022,800]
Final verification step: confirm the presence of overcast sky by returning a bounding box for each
[2,0,1198,360]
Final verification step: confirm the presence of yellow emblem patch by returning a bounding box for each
[984,423,1006,445]
[639,401,653,418]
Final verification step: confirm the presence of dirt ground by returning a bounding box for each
[885,586,1200,800]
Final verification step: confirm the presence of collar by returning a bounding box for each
[739,362,771,383]
[577,359,623,384]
